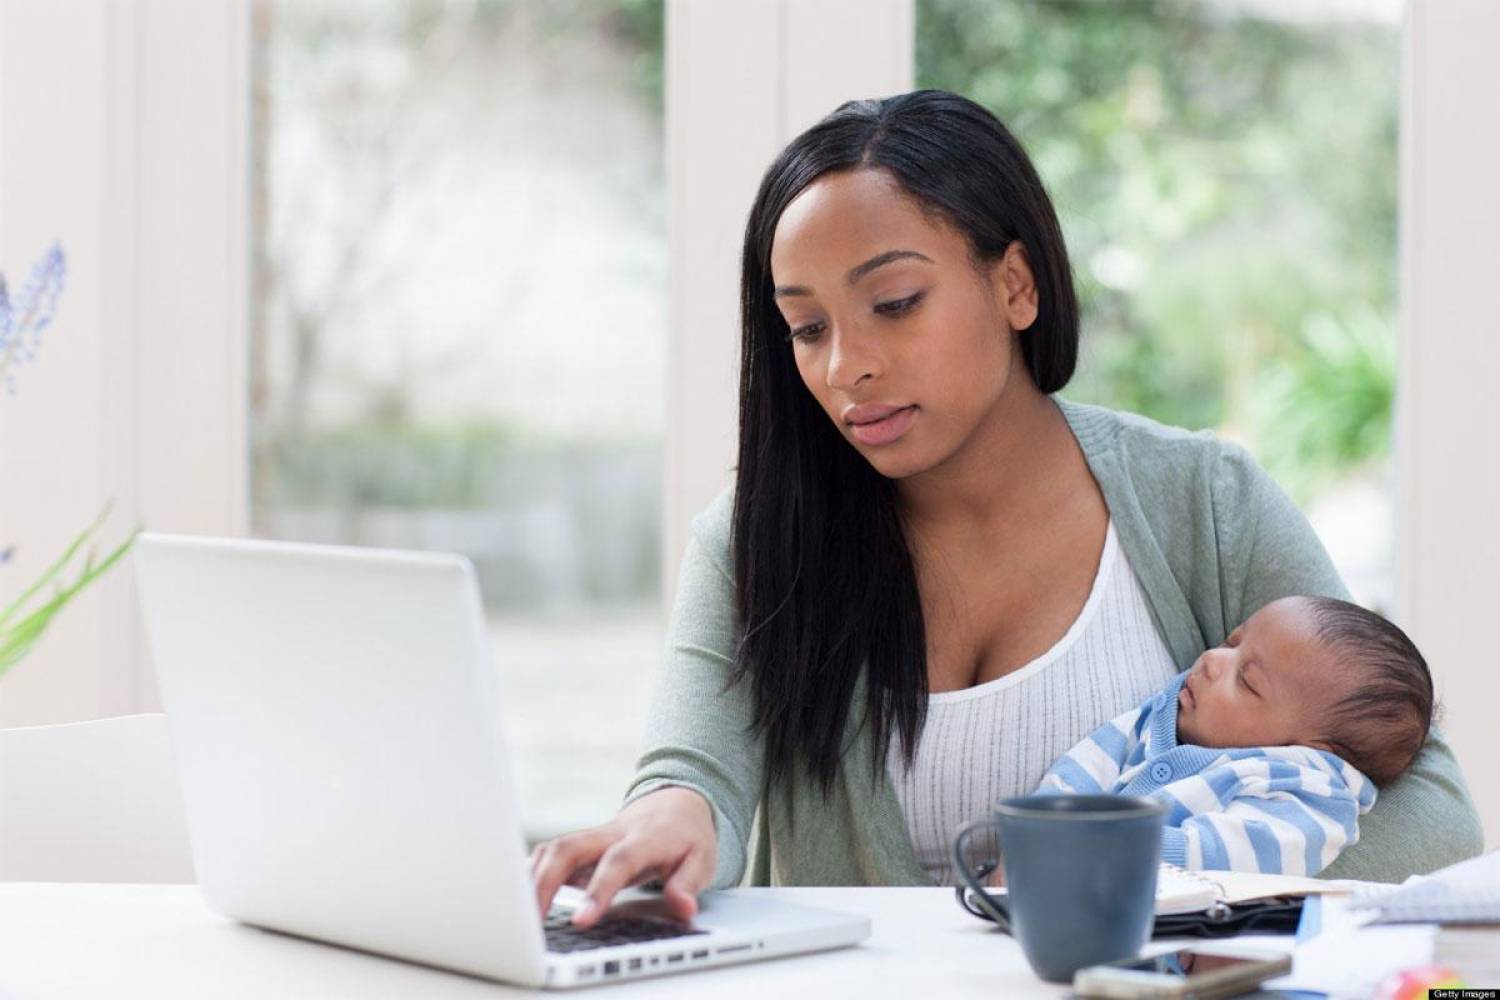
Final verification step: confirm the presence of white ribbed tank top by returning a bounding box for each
[887,518,1181,885]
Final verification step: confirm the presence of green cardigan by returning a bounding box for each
[625,397,1484,886]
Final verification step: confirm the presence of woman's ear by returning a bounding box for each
[992,241,1039,332]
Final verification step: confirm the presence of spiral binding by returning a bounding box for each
[1160,863,1234,921]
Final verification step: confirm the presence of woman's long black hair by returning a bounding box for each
[730,89,1080,792]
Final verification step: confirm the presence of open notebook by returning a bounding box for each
[1153,864,1367,915]
[963,863,1368,917]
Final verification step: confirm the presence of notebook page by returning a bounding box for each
[1199,869,1378,905]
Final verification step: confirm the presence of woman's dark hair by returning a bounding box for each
[1303,597,1435,787]
[729,89,1079,792]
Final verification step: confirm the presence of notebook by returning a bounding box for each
[1155,864,1369,916]
[1350,849,1500,925]
[962,863,1365,918]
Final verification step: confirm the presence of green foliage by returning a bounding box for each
[611,0,665,112]
[453,0,664,112]
[916,0,1399,500]
[0,503,140,679]
[1250,307,1396,499]
[268,421,524,507]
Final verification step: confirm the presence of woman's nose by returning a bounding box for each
[825,325,880,391]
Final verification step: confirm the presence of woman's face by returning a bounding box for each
[769,168,1038,481]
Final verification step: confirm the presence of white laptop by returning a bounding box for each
[134,533,869,989]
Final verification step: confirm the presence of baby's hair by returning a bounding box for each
[1302,596,1434,787]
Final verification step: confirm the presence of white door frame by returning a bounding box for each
[662,0,914,605]
[1395,0,1500,847]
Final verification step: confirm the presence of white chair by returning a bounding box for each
[0,713,195,882]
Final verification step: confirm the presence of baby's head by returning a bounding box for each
[1176,596,1433,786]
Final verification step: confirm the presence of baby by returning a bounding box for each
[1036,595,1434,876]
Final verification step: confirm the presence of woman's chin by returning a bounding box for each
[863,450,931,481]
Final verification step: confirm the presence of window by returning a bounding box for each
[917,0,1401,611]
[249,0,666,839]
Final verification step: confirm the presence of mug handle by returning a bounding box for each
[952,816,1010,932]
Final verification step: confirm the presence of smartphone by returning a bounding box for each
[1072,948,1292,999]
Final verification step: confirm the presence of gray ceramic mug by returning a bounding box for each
[951,794,1166,983]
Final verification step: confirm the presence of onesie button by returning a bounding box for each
[1149,762,1173,783]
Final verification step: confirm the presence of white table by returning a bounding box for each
[0,883,1304,999]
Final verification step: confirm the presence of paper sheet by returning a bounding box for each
[1265,895,1437,998]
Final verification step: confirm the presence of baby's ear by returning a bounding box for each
[1306,737,1338,756]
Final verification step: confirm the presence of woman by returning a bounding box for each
[532,90,1482,928]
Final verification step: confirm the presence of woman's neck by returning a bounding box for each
[895,373,1070,537]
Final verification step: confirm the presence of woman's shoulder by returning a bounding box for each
[1054,395,1272,510]
[1057,395,1217,461]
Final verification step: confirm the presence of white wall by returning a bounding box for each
[0,0,246,727]
[662,0,914,603]
[1396,0,1500,848]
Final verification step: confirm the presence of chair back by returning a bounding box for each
[0,713,195,882]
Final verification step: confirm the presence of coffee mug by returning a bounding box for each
[951,794,1165,983]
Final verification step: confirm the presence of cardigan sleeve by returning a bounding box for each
[1211,442,1484,881]
[620,496,763,889]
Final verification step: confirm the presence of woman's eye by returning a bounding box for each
[785,292,921,344]
[786,321,824,344]
[875,292,924,316]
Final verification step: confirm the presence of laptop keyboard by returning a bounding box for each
[544,907,706,954]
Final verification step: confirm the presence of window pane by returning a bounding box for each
[249,0,666,839]
[917,0,1400,611]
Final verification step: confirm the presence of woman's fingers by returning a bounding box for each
[661,846,713,921]
[532,827,617,917]
[535,788,718,928]
[573,838,679,927]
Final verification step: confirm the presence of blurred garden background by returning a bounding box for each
[249,0,1400,838]
[918,0,1401,611]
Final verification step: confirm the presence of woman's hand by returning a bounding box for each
[529,786,717,928]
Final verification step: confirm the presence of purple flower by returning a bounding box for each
[0,241,67,396]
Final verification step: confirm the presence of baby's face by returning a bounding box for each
[1175,596,1346,750]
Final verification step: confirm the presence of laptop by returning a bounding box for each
[133,532,869,988]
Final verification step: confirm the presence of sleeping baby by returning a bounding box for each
[1035,595,1434,876]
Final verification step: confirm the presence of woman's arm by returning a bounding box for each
[530,501,764,923]
[1212,442,1484,880]
[621,518,764,889]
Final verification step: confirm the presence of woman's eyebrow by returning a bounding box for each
[773,249,935,299]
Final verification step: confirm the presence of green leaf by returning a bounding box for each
[0,503,140,680]
[0,501,112,630]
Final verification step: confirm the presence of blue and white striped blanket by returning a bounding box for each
[1036,671,1377,875]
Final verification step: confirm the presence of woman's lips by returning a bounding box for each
[848,405,918,446]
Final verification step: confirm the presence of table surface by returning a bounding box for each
[0,883,1309,999]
